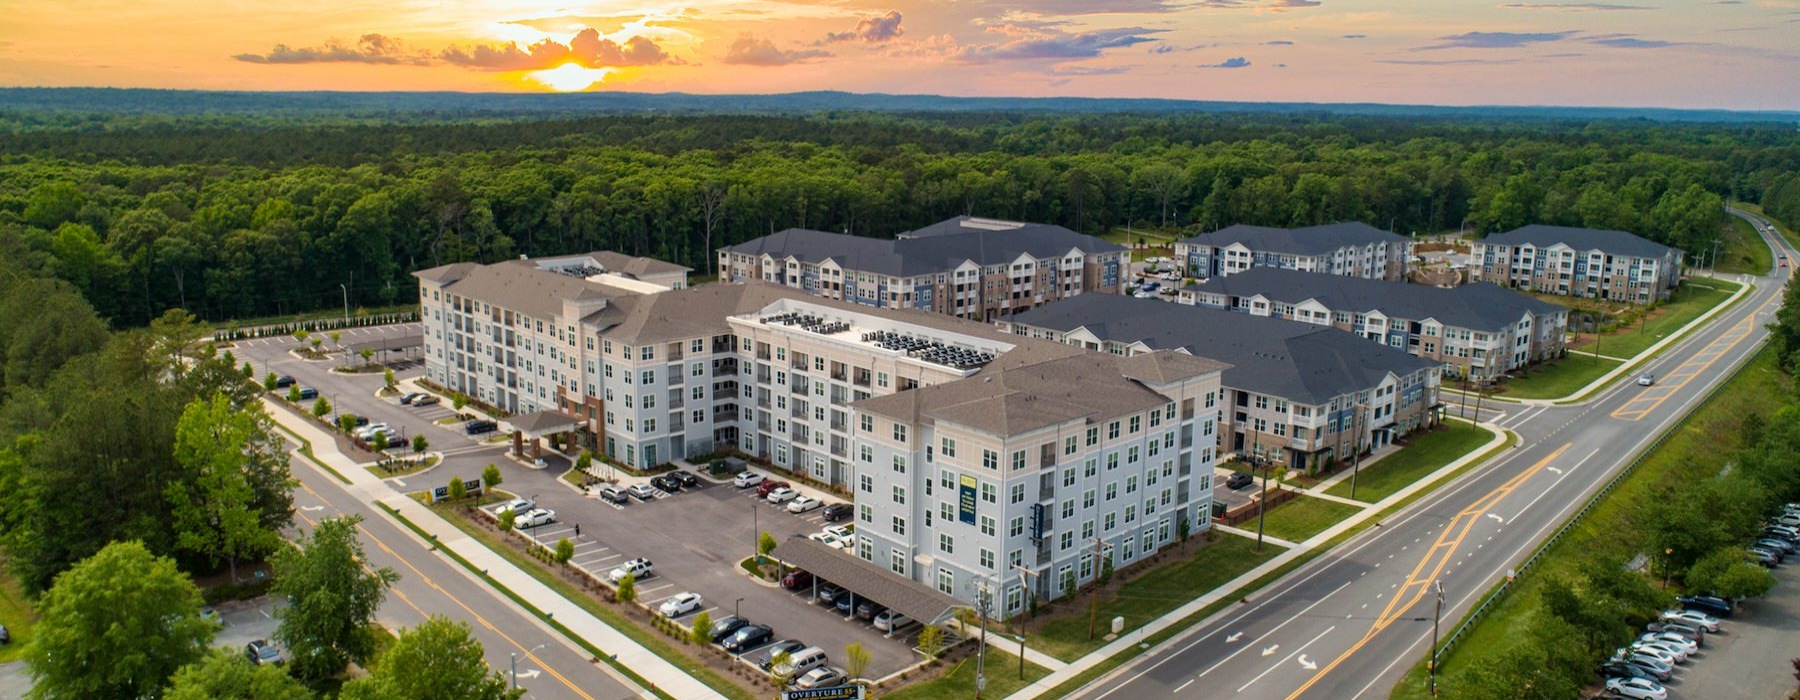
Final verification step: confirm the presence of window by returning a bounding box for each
[1083,520,1095,539]
[640,370,654,385]
[940,469,956,490]
[982,450,999,470]
[860,445,873,463]
[1009,516,1025,537]
[1083,489,1096,508]
[859,537,872,561]
[860,475,873,493]
[1086,427,1099,446]
[643,394,656,410]
[1129,416,1141,433]
[1126,476,1138,494]
[893,486,907,505]
[1009,483,1025,504]
[941,502,955,523]
[938,569,955,595]
[1108,421,1121,439]
[1104,513,1116,531]
[979,548,995,569]
[1084,459,1097,478]
[1012,450,1026,470]
[1060,499,1074,519]
[860,415,873,433]
[980,515,996,536]
[860,505,873,523]
[942,437,957,458]
[939,533,955,554]
[644,418,656,433]
[691,362,704,377]
[981,482,997,504]
[1105,483,1117,501]
[893,455,908,473]
[892,516,907,537]
[892,551,907,576]
[1063,468,1076,488]
[1064,436,1078,455]
[893,424,907,443]
[1106,452,1119,471]
[1060,531,1074,551]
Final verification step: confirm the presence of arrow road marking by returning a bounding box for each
[1262,645,1279,657]
[1485,514,1504,524]
[1227,632,1243,643]
[1298,655,1317,671]
[1547,467,1563,474]
[300,505,325,512]
[1238,626,1337,693]
[515,669,541,680]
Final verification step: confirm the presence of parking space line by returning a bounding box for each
[637,582,674,595]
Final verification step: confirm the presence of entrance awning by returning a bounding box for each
[509,410,581,438]
[776,535,969,627]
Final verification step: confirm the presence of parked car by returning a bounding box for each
[772,647,829,679]
[873,609,912,632]
[1601,660,1668,683]
[495,498,533,516]
[343,414,370,427]
[721,624,774,653]
[1612,649,1674,678]
[756,480,791,498]
[274,375,296,388]
[608,558,654,582]
[787,496,822,513]
[733,471,766,488]
[782,570,815,590]
[297,387,318,400]
[1646,621,1706,646]
[855,600,886,621]
[808,532,848,549]
[708,616,749,644]
[516,508,556,528]
[758,639,808,669]
[658,592,703,618]
[411,394,440,406]
[464,420,498,435]
[793,667,847,690]
[1605,677,1667,700]
[1226,472,1255,489]
[1677,594,1732,617]
[627,484,658,501]
[1756,537,1794,554]
[650,475,682,492]
[245,640,283,666]
[355,423,391,440]
[0,624,10,645]
[1775,512,1800,527]
[1625,643,1681,666]
[1638,632,1696,655]
[399,392,422,404]
[670,470,699,487]
[1749,548,1779,567]
[824,524,854,540]
[822,503,853,522]
[766,487,799,505]
[814,583,844,605]
[597,487,629,505]
[834,595,855,616]
[1637,373,1656,386]
[1657,609,1720,632]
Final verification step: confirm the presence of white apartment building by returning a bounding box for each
[1175,222,1411,281]
[1471,225,1684,304]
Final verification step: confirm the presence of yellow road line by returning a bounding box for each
[1281,442,1571,700]
[295,483,598,700]
[1612,270,1784,421]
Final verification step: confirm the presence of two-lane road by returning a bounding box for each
[1071,210,1792,700]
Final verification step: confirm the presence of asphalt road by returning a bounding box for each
[1066,209,1795,700]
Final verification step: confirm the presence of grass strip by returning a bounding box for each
[883,648,1050,700]
[1501,356,1622,400]
[1326,423,1494,503]
[1255,496,1364,543]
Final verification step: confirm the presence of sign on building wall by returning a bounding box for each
[958,474,978,525]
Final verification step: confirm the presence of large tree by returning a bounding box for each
[168,391,290,581]
[164,650,313,700]
[26,541,214,700]
[271,515,398,681]
[338,616,520,700]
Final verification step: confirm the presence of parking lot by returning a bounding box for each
[231,324,927,680]
[1658,554,1798,700]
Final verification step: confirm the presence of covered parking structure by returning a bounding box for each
[344,334,423,366]
[776,535,969,638]
[508,410,582,460]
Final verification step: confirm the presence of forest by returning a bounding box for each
[1,103,1798,327]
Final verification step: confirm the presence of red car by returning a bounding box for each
[756,480,791,498]
[782,570,814,590]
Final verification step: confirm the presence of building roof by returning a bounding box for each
[412,252,688,322]
[509,410,582,436]
[1176,222,1407,256]
[855,349,1225,437]
[586,250,692,278]
[720,216,1123,278]
[775,535,968,626]
[1187,267,1565,333]
[1009,294,1439,405]
[1482,225,1677,260]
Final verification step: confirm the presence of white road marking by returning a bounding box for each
[1236,625,1336,693]
[1298,654,1317,670]
[1261,645,1279,657]
[1226,632,1243,643]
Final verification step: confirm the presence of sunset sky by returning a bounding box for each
[2,0,1796,110]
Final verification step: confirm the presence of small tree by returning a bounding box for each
[263,372,278,391]
[916,625,944,660]
[312,396,332,418]
[1177,512,1191,551]
[359,348,375,366]
[412,434,429,455]
[758,531,777,565]
[845,642,871,680]
[482,464,502,501]
[615,572,637,604]
[370,430,388,450]
[384,368,396,390]
[1062,569,1078,602]
[241,361,255,378]
[575,451,593,476]
[448,477,467,503]
[453,393,469,412]
[328,330,341,350]
[339,414,358,434]
[294,330,309,345]
[689,611,712,644]
[286,384,301,402]
[554,537,574,568]
[769,650,795,685]
[310,338,323,353]
[497,508,516,532]
[1100,553,1116,586]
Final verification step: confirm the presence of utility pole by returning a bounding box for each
[1429,580,1443,697]
[972,577,993,700]
[1253,424,1271,553]
[1349,401,1365,500]
[1012,565,1040,680]
[1086,538,1112,640]
[339,283,350,325]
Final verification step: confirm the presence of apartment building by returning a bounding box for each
[853,347,1225,618]
[1471,225,1685,303]
[1182,267,1567,382]
[1008,294,1440,473]
[716,216,1127,322]
[1174,222,1411,281]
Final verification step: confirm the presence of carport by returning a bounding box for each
[345,334,422,365]
[776,535,969,637]
[509,410,581,459]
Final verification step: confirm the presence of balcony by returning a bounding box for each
[756,394,771,409]
[668,372,684,386]
[668,397,685,410]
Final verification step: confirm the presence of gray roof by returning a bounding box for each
[586,251,692,278]
[1188,267,1565,332]
[775,535,968,626]
[1010,294,1438,405]
[509,410,581,436]
[1483,225,1677,260]
[1176,222,1407,256]
[412,252,687,321]
[721,216,1123,278]
[345,334,422,354]
[855,349,1226,437]
[594,281,1037,347]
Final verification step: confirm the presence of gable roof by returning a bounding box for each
[720,217,1123,278]
[1188,267,1565,332]
[1010,293,1438,405]
[412,258,634,320]
[1176,222,1407,256]
[775,535,968,626]
[1483,225,1677,260]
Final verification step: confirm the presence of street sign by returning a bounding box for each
[782,685,864,700]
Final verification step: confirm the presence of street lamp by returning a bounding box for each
[1251,425,1273,553]
[1429,580,1444,697]
[734,597,745,620]
[339,283,350,325]
[510,643,549,690]
[1011,564,1040,680]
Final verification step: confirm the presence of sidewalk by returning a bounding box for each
[266,399,723,700]
[1001,421,1511,700]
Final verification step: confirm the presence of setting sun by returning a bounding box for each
[531,63,611,92]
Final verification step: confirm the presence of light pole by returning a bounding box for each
[970,577,995,700]
[1252,425,1271,553]
[734,597,745,620]
[1086,538,1114,640]
[1429,580,1443,697]
[510,643,549,690]
[1349,401,1365,500]
[339,283,350,325]
[1011,564,1040,680]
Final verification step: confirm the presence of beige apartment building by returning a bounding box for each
[1471,225,1684,304]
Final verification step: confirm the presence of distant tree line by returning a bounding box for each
[0,111,1795,327]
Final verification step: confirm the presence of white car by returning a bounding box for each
[733,471,766,488]
[1636,373,1656,386]
[1659,609,1720,632]
[808,532,848,550]
[608,558,654,583]
[766,487,799,504]
[872,609,911,632]
[823,524,854,540]
[1637,632,1696,656]
[658,592,703,617]
[355,423,391,440]
[516,508,556,528]
[787,496,822,513]
[1627,642,1682,665]
[1605,677,1667,700]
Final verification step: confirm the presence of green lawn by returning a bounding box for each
[1254,495,1364,543]
[1594,280,1738,359]
[0,571,36,663]
[1325,424,1493,503]
[1390,346,1788,700]
[1029,533,1280,661]
[1497,356,1621,400]
[882,649,1049,700]
[1715,214,1773,275]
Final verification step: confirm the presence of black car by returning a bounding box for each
[721,624,774,653]
[758,639,807,669]
[464,420,498,435]
[346,415,370,427]
[709,616,749,644]
[1678,594,1732,618]
[1600,660,1667,683]
[834,594,855,616]
[650,475,682,492]
[822,503,853,522]
[245,639,282,666]
[855,600,886,621]
[669,470,700,487]
[0,624,9,645]
[297,387,318,400]
[274,375,296,388]
[399,392,422,405]
[1226,472,1255,489]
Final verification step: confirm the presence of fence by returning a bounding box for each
[213,310,419,343]
[1433,336,1767,663]
[1212,486,1299,527]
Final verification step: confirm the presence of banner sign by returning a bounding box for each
[783,685,864,700]
[430,479,485,503]
[958,474,978,525]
